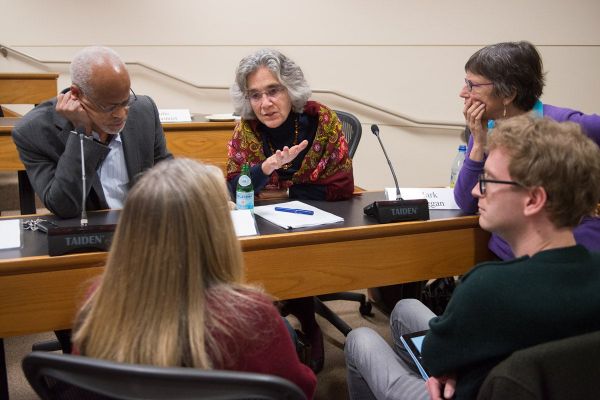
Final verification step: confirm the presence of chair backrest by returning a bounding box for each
[22,352,307,400]
[477,330,600,400]
[334,110,362,158]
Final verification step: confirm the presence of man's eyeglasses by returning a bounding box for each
[478,174,522,195]
[246,85,286,104]
[465,78,494,92]
[82,88,137,114]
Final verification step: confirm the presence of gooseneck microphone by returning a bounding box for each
[363,125,430,224]
[78,128,88,226]
[371,124,401,200]
[44,128,117,256]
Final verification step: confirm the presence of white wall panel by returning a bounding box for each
[1,0,599,189]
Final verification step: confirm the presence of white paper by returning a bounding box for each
[385,187,459,210]
[230,209,258,237]
[158,109,192,123]
[254,201,344,229]
[0,219,21,249]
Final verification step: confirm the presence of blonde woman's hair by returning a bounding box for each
[489,115,600,228]
[73,159,268,368]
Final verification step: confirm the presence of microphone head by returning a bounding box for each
[371,124,380,136]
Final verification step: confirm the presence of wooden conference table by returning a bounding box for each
[0,192,491,399]
[0,192,491,338]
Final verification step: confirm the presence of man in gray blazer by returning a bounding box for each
[13,46,172,218]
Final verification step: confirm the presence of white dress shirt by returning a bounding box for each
[93,132,129,209]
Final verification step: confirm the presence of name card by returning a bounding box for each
[231,209,258,237]
[0,219,21,249]
[158,109,192,123]
[385,188,459,210]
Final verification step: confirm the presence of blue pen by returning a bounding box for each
[274,207,314,215]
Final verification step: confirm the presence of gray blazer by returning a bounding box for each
[12,94,172,218]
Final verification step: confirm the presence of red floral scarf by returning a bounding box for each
[227,101,354,200]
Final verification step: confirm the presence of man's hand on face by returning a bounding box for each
[56,90,93,134]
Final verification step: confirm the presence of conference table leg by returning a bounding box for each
[0,338,8,400]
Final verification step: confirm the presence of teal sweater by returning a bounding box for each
[421,245,600,399]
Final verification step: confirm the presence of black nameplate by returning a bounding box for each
[364,199,430,223]
[47,224,116,256]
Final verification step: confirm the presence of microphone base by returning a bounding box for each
[364,199,430,224]
[47,224,116,256]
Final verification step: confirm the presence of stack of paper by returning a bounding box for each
[254,201,344,229]
[230,209,258,237]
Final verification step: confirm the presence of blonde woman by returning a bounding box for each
[72,158,316,399]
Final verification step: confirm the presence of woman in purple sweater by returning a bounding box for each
[455,41,600,260]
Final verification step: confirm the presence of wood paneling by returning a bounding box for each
[0,73,58,105]
[0,118,235,172]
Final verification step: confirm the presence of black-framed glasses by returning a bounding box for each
[82,88,137,114]
[465,78,494,92]
[478,174,522,195]
[245,85,286,104]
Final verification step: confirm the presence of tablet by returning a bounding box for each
[400,329,430,380]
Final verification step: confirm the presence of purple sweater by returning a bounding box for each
[454,104,600,260]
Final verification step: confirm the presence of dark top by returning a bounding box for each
[422,245,600,400]
[228,112,324,200]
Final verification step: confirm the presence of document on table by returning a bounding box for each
[254,201,344,229]
[0,219,21,249]
[231,209,258,237]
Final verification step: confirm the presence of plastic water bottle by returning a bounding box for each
[236,163,254,211]
[449,145,467,188]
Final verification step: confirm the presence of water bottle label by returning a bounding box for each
[236,191,254,209]
[450,171,458,188]
[239,175,251,187]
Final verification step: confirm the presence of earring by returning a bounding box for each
[503,105,507,118]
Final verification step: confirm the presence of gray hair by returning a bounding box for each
[465,41,545,112]
[70,46,125,98]
[230,49,312,119]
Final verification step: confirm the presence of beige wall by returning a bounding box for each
[2,0,599,189]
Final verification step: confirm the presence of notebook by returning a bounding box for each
[400,329,430,380]
[253,201,344,229]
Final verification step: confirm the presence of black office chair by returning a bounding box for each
[334,110,361,158]
[477,330,600,400]
[22,352,307,400]
[313,110,371,337]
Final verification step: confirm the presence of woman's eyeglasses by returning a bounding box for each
[478,174,522,195]
[246,85,286,104]
[465,79,494,92]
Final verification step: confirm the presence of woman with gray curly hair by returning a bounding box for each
[227,48,354,202]
[455,40,600,261]
[226,49,355,373]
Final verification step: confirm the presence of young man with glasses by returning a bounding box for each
[345,115,600,400]
[13,46,172,219]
